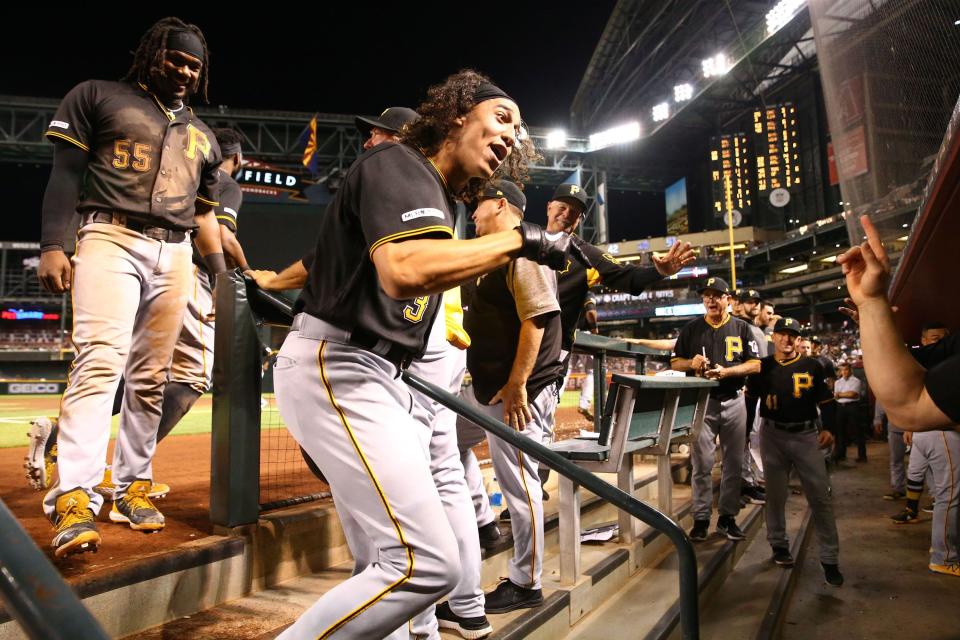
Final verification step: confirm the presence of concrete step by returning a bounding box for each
[124,458,694,639]
[562,503,765,640]
[699,494,812,640]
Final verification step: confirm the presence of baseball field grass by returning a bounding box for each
[0,390,587,449]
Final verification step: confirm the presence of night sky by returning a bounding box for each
[3,5,668,245]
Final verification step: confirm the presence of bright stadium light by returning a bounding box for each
[674,83,694,102]
[652,102,670,122]
[545,129,567,150]
[780,264,809,274]
[702,53,729,78]
[767,0,807,34]
[588,121,641,151]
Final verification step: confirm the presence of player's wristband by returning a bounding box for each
[203,252,227,275]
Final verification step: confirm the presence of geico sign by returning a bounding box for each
[8,383,60,394]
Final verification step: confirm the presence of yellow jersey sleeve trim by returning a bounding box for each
[216,215,237,225]
[368,225,454,257]
[45,131,90,152]
[744,359,762,365]
[670,356,683,362]
[196,195,219,207]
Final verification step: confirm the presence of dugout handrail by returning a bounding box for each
[402,371,700,640]
[0,498,109,640]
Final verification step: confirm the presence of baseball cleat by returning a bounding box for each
[435,601,493,639]
[883,491,905,501]
[109,480,165,532]
[51,489,101,559]
[689,519,709,542]
[929,563,960,577]
[822,563,844,587]
[483,579,543,614]
[891,508,919,524]
[717,515,746,541]
[95,466,170,500]
[772,546,795,567]
[25,417,58,491]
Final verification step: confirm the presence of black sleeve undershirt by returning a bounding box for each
[41,143,88,252]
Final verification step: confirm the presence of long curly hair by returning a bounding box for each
[122,17,210,104]
[402,69,540,201]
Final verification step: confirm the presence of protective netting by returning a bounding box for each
[257,324,329,510]
[809,0,960,243]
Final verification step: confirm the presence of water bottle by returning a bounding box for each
[487,475,503,508]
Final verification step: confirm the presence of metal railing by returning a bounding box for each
[0,499,108,639]
[402,371,700,640]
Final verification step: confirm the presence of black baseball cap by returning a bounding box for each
[773,317,802,336]
[355,107,420,137]
[480,180,526,214]
[810,335,823,345]
[697,276,731,295]
[738,289,762,302]
[552,183,588,211]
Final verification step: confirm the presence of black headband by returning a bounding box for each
[220,142,242,156]
[166,29,205,61]
[472,82,513,105]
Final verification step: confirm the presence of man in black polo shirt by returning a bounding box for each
[747,317,843,586]
[671,277,761,542]
[458,179,563,613]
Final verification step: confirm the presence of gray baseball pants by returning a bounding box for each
[888,427,906,494]
[692,395,747,521]
[908,430,960,566]
[274,316,459,640]
[759,420,839,564]
[43,222,192,518]
[459,384,558,590]
[169,265,215,393]
[408,333,485,636]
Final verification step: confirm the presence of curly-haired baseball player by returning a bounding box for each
[272,69,585,639]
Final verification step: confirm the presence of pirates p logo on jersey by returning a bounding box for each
[185,124,211,160]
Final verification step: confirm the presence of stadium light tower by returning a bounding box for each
[652,102,670,122]
[702,53,729,78]
[588,122,641,152]
[674,83,694,102]
[766,0,806,35]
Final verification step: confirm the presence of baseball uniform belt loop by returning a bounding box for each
[82,212,189,244]
[769,419,818,433]
[290,313,414,372]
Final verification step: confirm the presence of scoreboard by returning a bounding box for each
[753,103,800,192]
[709,133,752,216]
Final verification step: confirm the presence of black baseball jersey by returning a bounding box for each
[194,174,242,276]
[671,314,761,398]
[463,260,562,405]
[557,241,661,350]
[915,334,960,422]
[214,176,242,234]
[735,313,768,358]
[45,80,221,230]
[815,354,836,380]
[297,142,454,357]
[747,355,833,422]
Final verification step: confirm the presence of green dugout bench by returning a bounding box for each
[549,372,717,584]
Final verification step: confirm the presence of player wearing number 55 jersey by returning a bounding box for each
[37,17,226,558]
[671,277,760,543]
[746,317,843,586]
